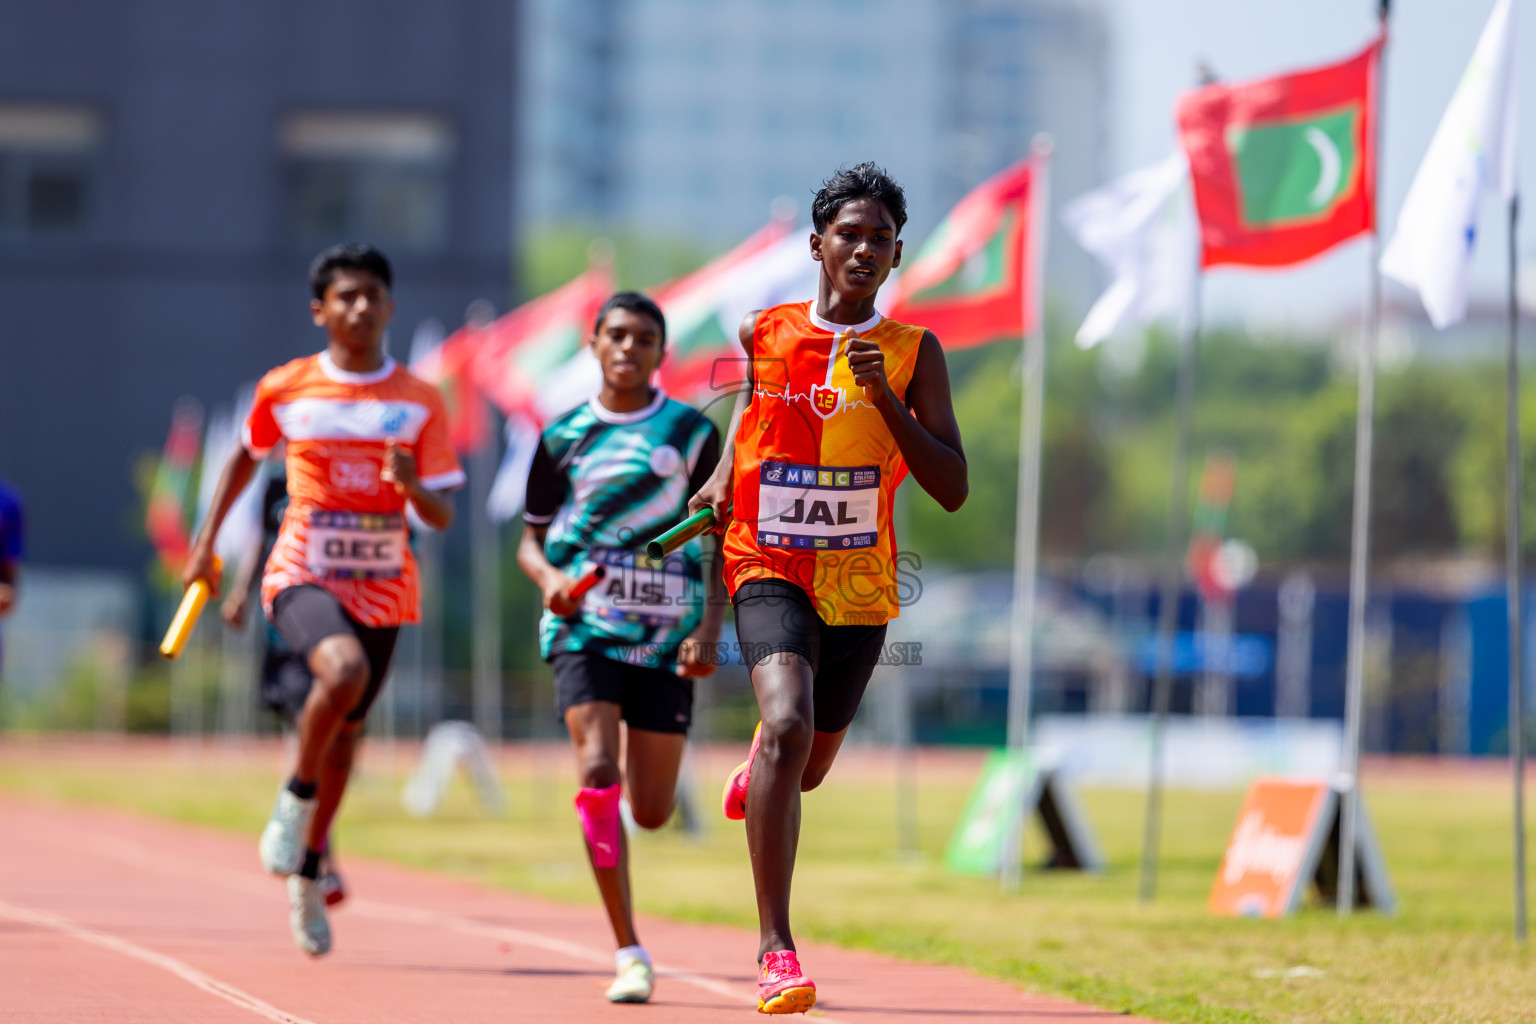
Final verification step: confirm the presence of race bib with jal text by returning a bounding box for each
[754,460,880,551]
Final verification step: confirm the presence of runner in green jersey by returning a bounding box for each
[516,291,723,1005]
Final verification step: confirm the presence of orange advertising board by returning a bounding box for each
[1209,778,1331,918]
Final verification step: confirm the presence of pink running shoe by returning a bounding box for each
[757,950,815,1014]
[721,722,763,821]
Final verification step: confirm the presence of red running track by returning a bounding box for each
[0,795,1154,1023]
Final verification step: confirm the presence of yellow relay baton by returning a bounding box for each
[159,556,222,660]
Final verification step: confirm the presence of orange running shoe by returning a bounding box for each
[757,950,816,1014]
[721,722,763,821]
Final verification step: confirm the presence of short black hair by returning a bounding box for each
[309,243,393,301]
[593,291,667,346]
[811,162,908,236]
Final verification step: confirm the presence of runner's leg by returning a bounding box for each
[799,729,849,792]
[798,623,885,793]
[745,652,816,959]
[619,655,690,830]
[303,621,396,852]
[565,700,638,949]
[294,633,369,797]
[272,627,362,959]
[624,727,686,830]
[308,721,361,851]
[262,588,368,881]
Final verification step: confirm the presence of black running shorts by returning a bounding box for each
[551,649,694,735]
[269,585,400,724]
[731,579,887,735]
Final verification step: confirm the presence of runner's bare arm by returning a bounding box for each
[220,525,266,628]
[676,534,726,677]
[516,523,578,618]
[845,329,967,512]
[382,439,455,530]
[686,309,760,531]
[184,447,259,594]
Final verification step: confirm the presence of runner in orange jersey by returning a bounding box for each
[688,163,967,1013]
[185,243,464,958]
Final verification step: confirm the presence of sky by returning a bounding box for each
[1104,0,1530,330]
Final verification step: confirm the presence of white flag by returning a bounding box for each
[407,317,447,372]
[1381,0,1517,330]
[485,413,542,525]
[1062,152,1197,349]
[706,227,901,337]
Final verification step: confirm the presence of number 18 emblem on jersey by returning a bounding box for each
[811,384,842,419]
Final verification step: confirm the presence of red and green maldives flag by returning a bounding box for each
[145,398,203,574]
[411,329,491,455]
[888,155,1040,348]
[1178,38,1381,268]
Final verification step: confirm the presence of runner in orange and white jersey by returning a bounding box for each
[245,347,464,628]
[688,164,968,1014]
[185,244,462,960]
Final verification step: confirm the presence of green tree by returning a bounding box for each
[1451,371,1536,558]
[518,225,720,301]
[1298,370,1467,559]
[905,346,1021,567]
[904,335,1110,567]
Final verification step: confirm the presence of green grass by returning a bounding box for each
[1,742,1531,1023]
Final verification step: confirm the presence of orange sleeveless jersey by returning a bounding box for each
[244,353,465,627]
[723,301,925,626]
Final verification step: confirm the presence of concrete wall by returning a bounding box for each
[0,0,514,569]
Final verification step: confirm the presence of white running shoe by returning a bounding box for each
[285,875,331,957]
[606,954,654,1003]
[259,788,316,876]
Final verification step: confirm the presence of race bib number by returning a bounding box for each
[306,511,405,579]
[581,547,695,627]
[755,460,880,551]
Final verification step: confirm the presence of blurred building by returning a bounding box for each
[518,0,1108,309]
[0,1,514,570]
[1373,298,1526,367]
[883,564,1531,757]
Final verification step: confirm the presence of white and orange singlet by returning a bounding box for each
[243,352,465,627]
[723,301,926,626]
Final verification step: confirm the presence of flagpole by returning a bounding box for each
[999,135,1052,892]
[1508,191,1527,942]
[1005,134,1053,761]
[471,433,503,743]
[419,527,444,732]
[1338,0,1389,918]
[1138,272,1202,903]
[1138,60,1218,904]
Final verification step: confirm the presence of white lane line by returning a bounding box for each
[61,824,847,1020]
[346,897,770,1011]
[0,898,322,1024]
